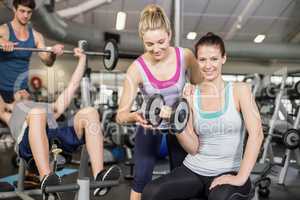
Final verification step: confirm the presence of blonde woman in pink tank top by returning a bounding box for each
[116,4,201,200]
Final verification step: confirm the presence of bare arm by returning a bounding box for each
[236,82,264,183]
[0,24,9,41]
[34,30,64,66]
[0,96,11,124]
[116,62,146,124]
[52,48,86,119]
[176,84,199,154]
[0,24,17,51]
[183,48,202,85]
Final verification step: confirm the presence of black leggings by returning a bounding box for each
[142,165,252,200]
[132,126,187,193]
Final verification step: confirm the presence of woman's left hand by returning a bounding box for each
[209,174,245,190]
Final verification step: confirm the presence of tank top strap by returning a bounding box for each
[28,24,35,44]
[226,82,239,113]
[135,56,148,82]
[176,47,184,71]
[7,22,17,41]
[136,48,182,89]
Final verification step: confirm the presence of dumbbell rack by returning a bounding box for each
[259,72,288,164]
[259,72,300,185]
[278,103,300,184]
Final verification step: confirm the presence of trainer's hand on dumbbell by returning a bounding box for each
[134,112,153,129]
[51,44,64,56]
[183,83,195,96]
[0,40,18,52]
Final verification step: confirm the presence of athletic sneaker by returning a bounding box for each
[93,165,122,196]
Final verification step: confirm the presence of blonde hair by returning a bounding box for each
[138,4,171,38]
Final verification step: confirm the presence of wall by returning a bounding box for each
[29,53,300,95]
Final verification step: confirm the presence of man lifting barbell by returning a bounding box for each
[0,0,64,103]
[0,0,119,103]
[0,47,121,199]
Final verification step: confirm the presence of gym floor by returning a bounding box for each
[1,146,300,200]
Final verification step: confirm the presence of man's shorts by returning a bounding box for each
[19,126,85,162]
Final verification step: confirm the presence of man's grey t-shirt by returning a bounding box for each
[8,100,58,145]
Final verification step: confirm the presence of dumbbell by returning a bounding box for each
[282,129,300,150]
[262,83,279,98]
[286,80,300,99]
[141,94,190,134]
[269,129,300,150]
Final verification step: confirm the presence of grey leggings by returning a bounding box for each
[142,165,252,200]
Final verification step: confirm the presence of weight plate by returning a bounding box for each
[170,98,190,134]
[144,94,165,127]
[103,40,119,71]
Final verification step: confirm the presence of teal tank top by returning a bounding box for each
[183,82,245,176]
[0,22,35,91]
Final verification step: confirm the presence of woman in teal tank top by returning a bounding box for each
[142,33,264,200]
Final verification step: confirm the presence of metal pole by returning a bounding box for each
[260,72,288,163]
[174,0,181,46]
[77,178,90,200]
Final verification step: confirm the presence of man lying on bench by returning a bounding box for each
[0,48,121,196]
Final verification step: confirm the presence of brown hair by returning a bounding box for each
[13,0,36,10]
[194,32,226,57]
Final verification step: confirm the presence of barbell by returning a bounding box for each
[0,40,119,71]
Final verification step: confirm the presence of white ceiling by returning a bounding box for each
[54,0,300,44]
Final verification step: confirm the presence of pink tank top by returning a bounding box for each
[136,47,187,129]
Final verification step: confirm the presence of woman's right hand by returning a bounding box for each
[133,112,153,129]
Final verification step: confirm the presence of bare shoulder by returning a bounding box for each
[232,81,252,104]
[126,60,142,83]
[183,48,193,58]
[233,81,251,92]
[0,24,9,37]
[32,29,43,40]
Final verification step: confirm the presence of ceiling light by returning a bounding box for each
[186,32,197,40]
[254,34,266,43]
[116,11,127,31]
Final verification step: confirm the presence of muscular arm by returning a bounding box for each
[236,83,264,183]
[0,24,9,43]
[52,51,86,119]
[33,30,56,66]
[184,48,202,84]
[0,96,12,125]
[116,63,142,124]
[176,84,199,154]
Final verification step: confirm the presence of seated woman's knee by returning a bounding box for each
[27,107,47,120]
[142,182,164,200]
[208,185,233,200]
[78,106,99,118]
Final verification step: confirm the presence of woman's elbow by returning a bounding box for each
[190,149,198,156]
[249,129,264,146]
[115,113,122,124]
[189,144,199,155]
